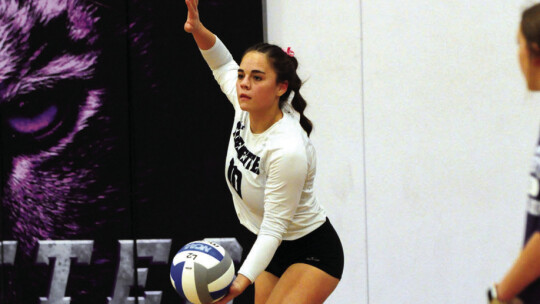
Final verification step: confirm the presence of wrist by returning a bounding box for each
[190,23,204,34]
[496,282,516,302]
[192,25,216,51]
[488,284,499,301]
[235,273,252,288]
[488,283,516,304]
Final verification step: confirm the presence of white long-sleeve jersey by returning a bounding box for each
[200,36,326,282]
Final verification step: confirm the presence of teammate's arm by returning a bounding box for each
[184,0,216,50]
[497,232,540,301]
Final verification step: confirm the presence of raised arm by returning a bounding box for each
[184,0,240,109]
[184,0,216,50]
[496,232,540,301]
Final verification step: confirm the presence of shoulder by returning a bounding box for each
[265,114,310,164]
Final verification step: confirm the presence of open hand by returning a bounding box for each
[184,0,201,33]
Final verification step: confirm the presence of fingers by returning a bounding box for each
[214,292,236,304]
[186,0,198,15]
[214,295,233,304]
[213,283,241,304]
[184,0,200,33]
[185,0,193,15]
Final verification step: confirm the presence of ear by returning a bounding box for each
[277,81,288,96]
[531,42,540,53]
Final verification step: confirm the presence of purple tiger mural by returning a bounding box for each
[1,0,108,253]
[0,0,263,302]
[0,0,136,302]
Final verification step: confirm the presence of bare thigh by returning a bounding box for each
[254,271,279,304]
[265,263,340,304]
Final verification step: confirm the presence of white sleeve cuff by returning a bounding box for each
[199,35,234,70]
[238,234,280,283]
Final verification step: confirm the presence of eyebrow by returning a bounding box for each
[238,68,266,75]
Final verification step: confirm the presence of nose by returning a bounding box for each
[240,76,250,89]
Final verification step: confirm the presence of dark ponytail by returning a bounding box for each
[243,43,313,136]
[290,89,312,137]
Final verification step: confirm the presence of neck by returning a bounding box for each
[249,106,283,134]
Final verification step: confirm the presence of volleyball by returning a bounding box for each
[170,240,235,304]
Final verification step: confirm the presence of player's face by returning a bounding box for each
[236,51,287,115]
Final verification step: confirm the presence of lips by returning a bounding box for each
[239,93,251,101]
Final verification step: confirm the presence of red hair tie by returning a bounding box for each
[283,47,295,57]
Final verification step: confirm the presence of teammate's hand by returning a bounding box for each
[184,0,201,33]
[488,294,524,304]
[213,274,251,304]
[489,299,523,304]
[488,284,524,304]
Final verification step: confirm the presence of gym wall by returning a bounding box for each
[266,0,540,303]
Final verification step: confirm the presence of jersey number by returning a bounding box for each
[227,158,242,198]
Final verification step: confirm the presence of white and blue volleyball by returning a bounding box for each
[170,240,235,304]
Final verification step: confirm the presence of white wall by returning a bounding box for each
[266,1,540,303]
[363,1,540,303]
[265,1,366,303]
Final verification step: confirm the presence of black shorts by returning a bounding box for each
[265,218,344,280]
